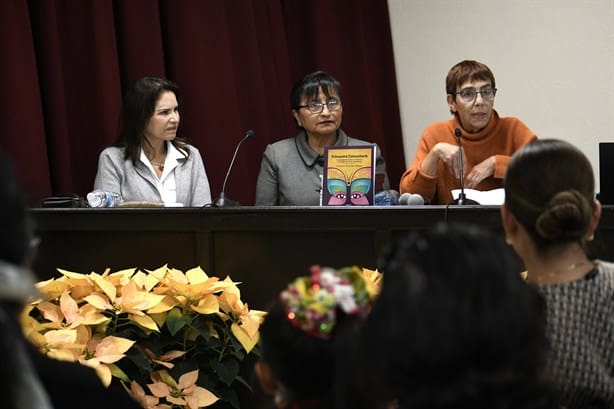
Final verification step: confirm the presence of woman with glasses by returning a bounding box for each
[399,60,537,205]
[255,70,390,206]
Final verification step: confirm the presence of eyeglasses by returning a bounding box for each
[297,99,341,114]
[454,86,497,103]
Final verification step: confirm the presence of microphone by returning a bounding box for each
[213,129,255,207]
[399,192,425,205]
[451,128,479,205]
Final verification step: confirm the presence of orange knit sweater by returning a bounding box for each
[399,111,537,204]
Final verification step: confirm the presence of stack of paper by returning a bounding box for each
[450,188,505,205]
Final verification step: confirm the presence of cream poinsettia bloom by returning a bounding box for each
[85,275,167,331]
[23,265,263,408]
[79,335,135,386]
[41,324,91,362]
[158,267,225,315]
[143,347,186,369]
[36,291,109,329]
[217,277,266,353]
[20,304,47,345]
[35,268,93,299]
[123,380,160,409]
[148,369,218,409]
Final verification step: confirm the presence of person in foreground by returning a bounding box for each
[400,60,537,204]
[360,223,558,409]
[0,151,139,408]
[501,139,614,408]
[255,70,390,206]
[93,76,212,206]
[254,265,376,409]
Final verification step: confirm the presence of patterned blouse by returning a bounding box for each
[537,260,614,408]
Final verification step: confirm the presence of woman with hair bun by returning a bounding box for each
[501,139,614,408]
[360,223,556,409]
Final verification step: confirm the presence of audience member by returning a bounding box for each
[0,151,140,408]
[93,76,212,206]
[254,265,375,409]
[255,70,390,205]
[0,151,52,409]
[360,223,557,409]
[400,60,536,204]
[501,139,614,408]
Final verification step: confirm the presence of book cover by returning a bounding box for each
[321,145,376,206]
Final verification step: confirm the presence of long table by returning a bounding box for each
[30,206,614,309]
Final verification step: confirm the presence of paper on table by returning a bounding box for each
[118,201,184,208]
[118,201,164,208]
[450,188,505,205]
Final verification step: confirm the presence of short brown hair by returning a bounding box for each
[445,60,496,96]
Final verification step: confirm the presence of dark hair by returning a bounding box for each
[0,152,43,406]
[290,71,343,110]
[0,152,32,265]
[115,76,189,162]
[258,267,367,409]
[504,139,595,251]
[361,223,554,409]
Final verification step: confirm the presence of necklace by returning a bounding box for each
[150,161,164,172]
[528,259,595,285]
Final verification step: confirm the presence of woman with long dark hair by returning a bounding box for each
[93,76,211,206]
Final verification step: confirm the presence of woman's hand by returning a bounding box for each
[420,142,466,178]
[465,156,496,188]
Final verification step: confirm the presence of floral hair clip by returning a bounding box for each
[280,265,371,340]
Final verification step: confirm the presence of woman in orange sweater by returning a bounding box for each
[399,60,537,205]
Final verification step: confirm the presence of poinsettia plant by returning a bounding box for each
[20,265,265,409]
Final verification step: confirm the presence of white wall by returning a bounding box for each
[388,0,614,192]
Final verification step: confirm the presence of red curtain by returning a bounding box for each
[1,0,405,206]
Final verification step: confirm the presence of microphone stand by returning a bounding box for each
[452,128,479,205]
[213,130,255,207]
[213,192,237,207]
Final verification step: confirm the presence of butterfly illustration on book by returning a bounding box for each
[325,166,372,205]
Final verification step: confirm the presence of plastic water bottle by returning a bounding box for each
[86,190,122,208]
[374,189,400,206]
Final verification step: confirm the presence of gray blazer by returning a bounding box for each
[93,144,212,206]
[255,129,390,206]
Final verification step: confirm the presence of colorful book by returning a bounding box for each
[321,145,376,206]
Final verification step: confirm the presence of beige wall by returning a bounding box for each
[388,0,614,192]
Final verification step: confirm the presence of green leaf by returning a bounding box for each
[124,348,151,373]
[233,375,253,392]
[190,315,212,342]
[211,357,239,386]
[108,363,131,382]
[166,307,187,336]
[216,387,240,409]
[171,360,199,380]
